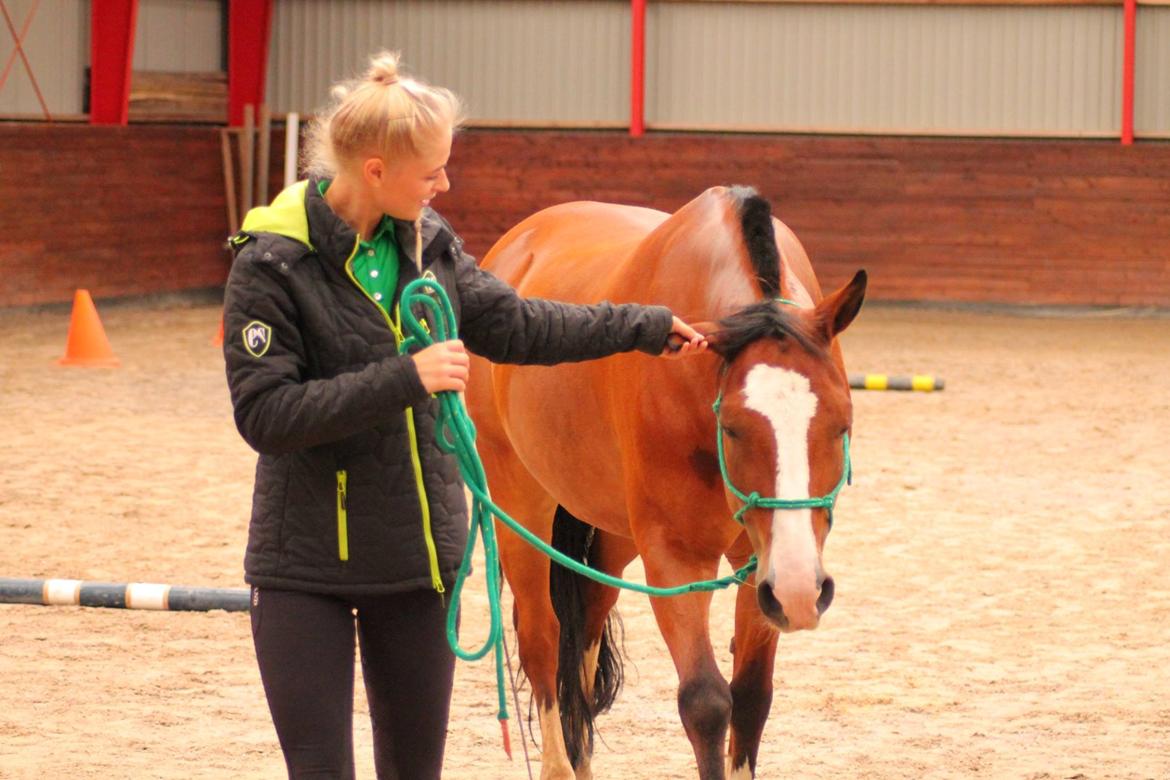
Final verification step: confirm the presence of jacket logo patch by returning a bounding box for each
[242,320,273,357]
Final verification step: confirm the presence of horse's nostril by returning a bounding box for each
[817,576,835,615]
[757,583,788,629]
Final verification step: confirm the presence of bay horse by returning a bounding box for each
[465,186,866,779]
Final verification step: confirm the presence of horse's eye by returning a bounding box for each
[723,427,740,440]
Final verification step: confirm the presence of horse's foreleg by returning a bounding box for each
[642,547,731,780]
[725,542,779,779]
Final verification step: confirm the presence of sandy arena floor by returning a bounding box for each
[0,297,1167,779]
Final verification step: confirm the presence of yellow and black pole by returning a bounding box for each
[848,373,945,392]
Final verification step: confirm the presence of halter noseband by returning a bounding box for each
[712,296,852,526]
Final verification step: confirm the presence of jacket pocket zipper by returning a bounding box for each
[336,469,349,562]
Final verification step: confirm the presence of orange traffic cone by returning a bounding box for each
[211,315,224,347]
[58,290,120,367]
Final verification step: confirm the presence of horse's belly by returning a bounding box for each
[488,361,633,534]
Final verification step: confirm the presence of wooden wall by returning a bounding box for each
[440,132,1170,307]
[0,124,233,307]
[2,125,1168,308]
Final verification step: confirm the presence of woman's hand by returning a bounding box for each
[412,340,470,393]
[661,317,708,359]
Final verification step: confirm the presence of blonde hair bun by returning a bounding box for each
[365,51,400,86]
[303,51,466,179]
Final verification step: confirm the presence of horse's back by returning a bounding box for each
[482,201,668,302]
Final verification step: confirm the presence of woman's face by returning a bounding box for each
[371,127,453,221]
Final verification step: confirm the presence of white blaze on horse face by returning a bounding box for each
[742,364,821,628]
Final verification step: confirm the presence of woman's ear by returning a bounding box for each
[362,156,386,186]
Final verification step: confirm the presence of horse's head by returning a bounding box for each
[662,184,869,632]
[707,273,865,632]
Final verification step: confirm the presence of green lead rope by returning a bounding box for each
[396,279,758,732]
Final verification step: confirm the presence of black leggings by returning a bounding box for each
[250,587,456,780]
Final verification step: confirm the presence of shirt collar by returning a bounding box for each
[367,215,395,244]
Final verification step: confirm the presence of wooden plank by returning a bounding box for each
[241,104,254,213]
[128,71,227,123]
[221,128,239,234]
[256,104,271,206]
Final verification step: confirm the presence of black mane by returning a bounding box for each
[708,188,820,362]
[711,301,825,364]
[729,186,781,298]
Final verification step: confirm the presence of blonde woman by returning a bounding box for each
[222,52,705,778]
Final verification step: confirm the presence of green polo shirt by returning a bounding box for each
[318,180,400,313]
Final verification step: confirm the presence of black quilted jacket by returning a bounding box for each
[222,179,673,595]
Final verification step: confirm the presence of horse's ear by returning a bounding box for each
[815,270,867,341]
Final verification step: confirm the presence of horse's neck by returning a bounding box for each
[608,194,822,319]
[774,219,823,308]
[776,257,816,309]
[616,210,760,319]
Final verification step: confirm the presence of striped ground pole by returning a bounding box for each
[0,578,250,612]
[848,373,945,392]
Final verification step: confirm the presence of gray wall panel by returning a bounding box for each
[1135,6,1170,137]
[0,0,87,116]
[133,0,222,73]
[1,0,1152,138]
[647,3,1122,136]
[267,0,628,125]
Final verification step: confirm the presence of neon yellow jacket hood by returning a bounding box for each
[239,180,313,249]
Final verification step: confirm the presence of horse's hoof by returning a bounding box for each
[726,755,754,779]
[539,760,577,780]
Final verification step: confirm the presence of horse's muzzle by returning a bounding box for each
[757,574,835,632]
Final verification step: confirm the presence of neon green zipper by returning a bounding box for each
[402,405,443,593]
[336,470,349,561]
[344,245,445,594]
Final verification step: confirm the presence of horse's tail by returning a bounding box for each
[550,505,625,770]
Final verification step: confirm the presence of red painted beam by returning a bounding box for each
[1121,0,1136,145]
[630,0,646,138]
[89,0,138,125]
[228,0,274,127]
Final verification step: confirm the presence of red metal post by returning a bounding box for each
[89,0,138,125]
[630,0,646,138]
[1121,0,1136,145]
[228,0,274,127]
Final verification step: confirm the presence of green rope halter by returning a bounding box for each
[712,392,852,524]
[711,293,853,525]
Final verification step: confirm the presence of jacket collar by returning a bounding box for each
[305,176,361,265]
[305,177,455,271]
